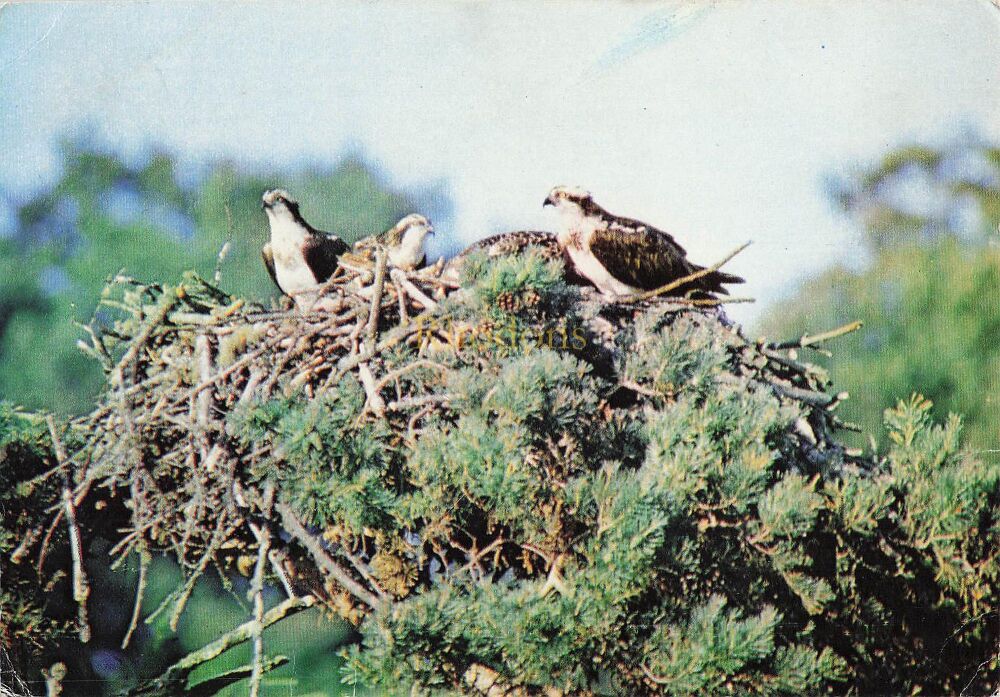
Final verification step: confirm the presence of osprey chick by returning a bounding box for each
[355,213,434,270]
[261,189,349,310]
[544,186,744,298]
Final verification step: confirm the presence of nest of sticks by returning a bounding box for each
[37,245,860,693]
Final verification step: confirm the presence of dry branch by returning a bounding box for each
[768,320,863,350]
[127,595,315,696]
[276,503,383,610]
[47,416,91,643]
[247,483,274,697]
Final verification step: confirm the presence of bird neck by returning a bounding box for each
[267,213,309,249]
[557,205,601,246]
[390,231,427,267]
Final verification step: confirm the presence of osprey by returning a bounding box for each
[443,230,588,285]
[355,213,434,270]
[544,186,744,298]
[261,189,349,310]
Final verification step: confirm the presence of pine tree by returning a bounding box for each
[1,248,997,696]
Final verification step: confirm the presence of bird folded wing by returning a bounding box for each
[302,235,350,284]
[588,226,695,291]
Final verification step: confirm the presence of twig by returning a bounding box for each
[456,536,506,577]
[268,548,296,599]
[386,394,455,412]
[769,320,863,350]
[537,553,569,597]
[661,295,754,307]
[620,241,751,303]
[75,321,114,371]
[194,334,214,466]
[189,273,233,304]
[358,362,387,416]
[759,347,816,376]
[47,416,91,643]
[338,544,388,601]
[375,359,449,390]
[276,503,382,610]
[259,318,351,396]
[187,657,288,696]
[248,483,275,697]
[216,204,234,284]
[179,340,279,403]
[366,249,389,347]
[618,379,662,399]
[121,548,150,649]
[767,379,835,408]
[407,405,435,440]
[390,268,439,310]
[333,318,426,377]
[110,289,179,387]
[519,543,554,566]
[9,525,42,565]
[392,275,409,322]
[640,662,669,686]
[167,517,228,631]
[131,595,315,695]
[82,371,175,424]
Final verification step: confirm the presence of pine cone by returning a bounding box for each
[495,291,519,313]
[522,289,542,308]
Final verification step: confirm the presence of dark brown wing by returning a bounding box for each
[590,219,742,295]
[261,243,282,293]
[302,233,349,283]
[602,214,689,256]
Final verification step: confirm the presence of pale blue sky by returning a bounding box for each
[1,0,998,323]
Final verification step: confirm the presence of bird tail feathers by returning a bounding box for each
[712,270,744,285]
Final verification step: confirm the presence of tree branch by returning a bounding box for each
[125,595,314,696]
[276,503,383,610]
[769,320,863,350]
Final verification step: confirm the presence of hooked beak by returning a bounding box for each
[543,195,555,207]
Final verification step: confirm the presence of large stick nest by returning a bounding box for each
[41,248,860,693]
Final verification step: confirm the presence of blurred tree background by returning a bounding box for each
[0,137,448,696]
[0,135,447,416]
[4,133,999,695]
[758,137,1000,451]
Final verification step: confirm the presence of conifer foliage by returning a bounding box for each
[1,250,997,696]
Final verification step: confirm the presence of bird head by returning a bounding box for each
[358,213,435,250]
[384,213,434,269]
[261,189,300,219]
[543,186,594,212]
[393,213,435,246]
[355,213,434,269]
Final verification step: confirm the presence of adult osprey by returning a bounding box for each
[261,189,349,310]
[443,230,588,285]
[544,186,744,298]
[354,213,434,270]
